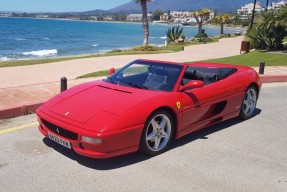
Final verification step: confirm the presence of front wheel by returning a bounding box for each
[140,110,174,156]
[239,86,257,120]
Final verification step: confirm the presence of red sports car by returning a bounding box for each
[36,59,262,158]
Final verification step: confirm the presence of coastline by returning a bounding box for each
[1,16,245,29]
[0,17,244,62]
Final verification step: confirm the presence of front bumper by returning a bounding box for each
[37,109,144,159]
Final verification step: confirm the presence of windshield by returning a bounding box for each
[105,60,183,92]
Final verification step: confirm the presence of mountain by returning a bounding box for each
[109,0,264,12]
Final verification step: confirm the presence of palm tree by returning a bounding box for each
[135,0,152,46]
[191,9,211,35]
[247,7,287,50]
[275,6,287,27]
[259,7,287,29]
[214,13,232,34]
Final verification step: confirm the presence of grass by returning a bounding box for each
[78,66,149,78]
[78,69,114,78]
[0,55,96,68]
[203,51,287,66]
[0,38,219,68]
[78,50,287,78]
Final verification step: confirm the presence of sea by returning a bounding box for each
[0,17,239,61]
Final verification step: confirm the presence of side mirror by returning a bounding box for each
[109,68,115,75]
[179,80,204,92]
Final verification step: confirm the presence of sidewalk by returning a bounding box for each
[0,36,244,88]
[0,36,286,119]
[0,78,96,119]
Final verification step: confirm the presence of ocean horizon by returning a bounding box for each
[0,17,239,61]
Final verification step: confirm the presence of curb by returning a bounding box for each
[0,75,286,120]
[259,75,287,83]
[0,102,43,120]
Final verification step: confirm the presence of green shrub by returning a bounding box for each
[132,45,159,51]
[166,25,186,43]
[195,29,208,42]
[205,37,213,42]
[180,34,187,40]
[246,8,287,51]
[283,36,287,47]
[108,49,122,53]
[247,27,275,50]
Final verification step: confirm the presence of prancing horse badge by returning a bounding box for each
[176,101,181,109]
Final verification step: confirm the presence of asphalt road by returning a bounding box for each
[0,83,287,192]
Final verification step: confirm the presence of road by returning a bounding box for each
[0,83,287,192]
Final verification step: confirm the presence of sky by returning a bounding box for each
[0,0,131,12]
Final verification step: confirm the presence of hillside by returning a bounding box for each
[109,0,263,12]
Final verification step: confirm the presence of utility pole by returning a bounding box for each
[265,0,269,12]
[250,0,257,30]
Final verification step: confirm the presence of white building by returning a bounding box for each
[169,11,214,24]
[268,0,287,10]
[237,1,286,20]
[126,14,152,21]
[237,2,263,15]
[104,16,113,21]
[90,16,98,21]
[0,13,12,17]
[36,15,49,18]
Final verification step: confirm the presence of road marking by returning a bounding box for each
[0,122,38,135]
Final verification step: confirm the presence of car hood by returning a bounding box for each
[48,81,166,124]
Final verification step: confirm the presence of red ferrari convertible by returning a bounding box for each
[36,59,262,158]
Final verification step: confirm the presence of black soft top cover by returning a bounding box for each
[182,67,238,85]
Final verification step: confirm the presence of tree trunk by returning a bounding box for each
[198,22,203,34]
[220,23,224,34]
[141,1,149,46]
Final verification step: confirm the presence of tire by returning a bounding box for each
[140,110,174,156]
[239,86,257,120]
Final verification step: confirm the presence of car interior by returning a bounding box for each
[181,66,238,86]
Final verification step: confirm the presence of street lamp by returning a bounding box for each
[250,0,271,29]
[250,0,257,30]
[265,0,269,12]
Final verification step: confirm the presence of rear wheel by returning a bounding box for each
[239,86,257,119]
[140,110,174,156]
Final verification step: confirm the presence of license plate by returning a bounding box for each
[48,132,71,149]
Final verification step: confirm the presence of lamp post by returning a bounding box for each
[265,0,269,12]
[250,0,257,30]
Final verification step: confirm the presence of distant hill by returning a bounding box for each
[81,9,109,15]
[109,0,264,12]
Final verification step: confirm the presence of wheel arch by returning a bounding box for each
[149,106,178,139]
[139,106,178,155]
[247,82,259,98]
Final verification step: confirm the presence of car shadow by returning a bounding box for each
[43,108,261,170]
[43,137,152,170]
[172,108,261,148]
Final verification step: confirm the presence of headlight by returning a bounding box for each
[81,136,102,145]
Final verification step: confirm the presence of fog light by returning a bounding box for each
[82,136,102,144]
